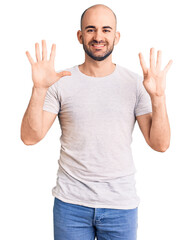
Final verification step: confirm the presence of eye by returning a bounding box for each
[103,29,111,33]
[87,29,94,32]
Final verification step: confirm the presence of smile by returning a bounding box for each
[91,44,105,49]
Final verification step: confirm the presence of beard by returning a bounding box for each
[82,39,115,61]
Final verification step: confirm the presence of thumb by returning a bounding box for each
[57,71,71,78]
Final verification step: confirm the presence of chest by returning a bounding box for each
[59,81,137,124]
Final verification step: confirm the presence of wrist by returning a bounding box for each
[32,85,48,92]
[32,86,48,96]
[150,94,166,108]
[150,93,166,101]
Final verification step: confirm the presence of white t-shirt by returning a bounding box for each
[43,64,152,209]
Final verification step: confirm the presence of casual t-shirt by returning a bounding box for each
[43,64,152,209]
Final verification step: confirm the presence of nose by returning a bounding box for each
[93,30,104,42]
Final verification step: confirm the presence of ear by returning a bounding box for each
[77,30,83,44]
[114,31,120,46]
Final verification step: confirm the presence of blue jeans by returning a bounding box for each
[53,197,138,240]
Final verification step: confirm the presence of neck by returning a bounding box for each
[78,55,116,77]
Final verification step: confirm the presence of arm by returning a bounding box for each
[20,40,71,145]
[21,87,57,145]
[136,95,170,152]
[137,48,172,152]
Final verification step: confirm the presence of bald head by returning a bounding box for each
[80,4,117,31]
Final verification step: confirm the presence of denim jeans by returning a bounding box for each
[53,197,138,240]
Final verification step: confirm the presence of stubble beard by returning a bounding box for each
[82,39,115,61]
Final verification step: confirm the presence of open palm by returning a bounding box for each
[26,40,71,89]
[138,48,173,97]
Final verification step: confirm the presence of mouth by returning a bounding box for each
[91,44,105,49]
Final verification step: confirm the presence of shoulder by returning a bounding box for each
[116,64,142,84]
[62,65,77,73]
[46,66,76,94]
[57,65,77,79]
[54,65,77,85]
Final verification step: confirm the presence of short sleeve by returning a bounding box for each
[134,75,152,117]
[43,83,60,114]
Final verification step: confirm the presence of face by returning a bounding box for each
[82,27,115,61]
[78,7,120,61]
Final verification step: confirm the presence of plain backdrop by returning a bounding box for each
[0,0,192,239]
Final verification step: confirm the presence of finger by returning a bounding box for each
[50,44,56,63]
[163,60,173,73]
[26,51,34,65]
[138,52,148,75]
[57,71,71,78]
[35,43,41,62]
[42,39,47,61]
[156,50,162,70]
[150,48,155,69]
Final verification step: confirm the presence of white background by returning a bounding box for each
[0,0,192,239]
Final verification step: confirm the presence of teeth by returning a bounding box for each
[93,45,104,47]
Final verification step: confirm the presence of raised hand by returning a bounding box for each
[26,40,71,89]
[138,48,173,98]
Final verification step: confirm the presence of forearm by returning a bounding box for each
[149,95,171,152]
[20,86,48,145]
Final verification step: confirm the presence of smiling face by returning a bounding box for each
[77,5,120,61]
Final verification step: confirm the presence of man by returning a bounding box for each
[21,4,172,240]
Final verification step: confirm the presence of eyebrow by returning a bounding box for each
[85,25,113,30]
